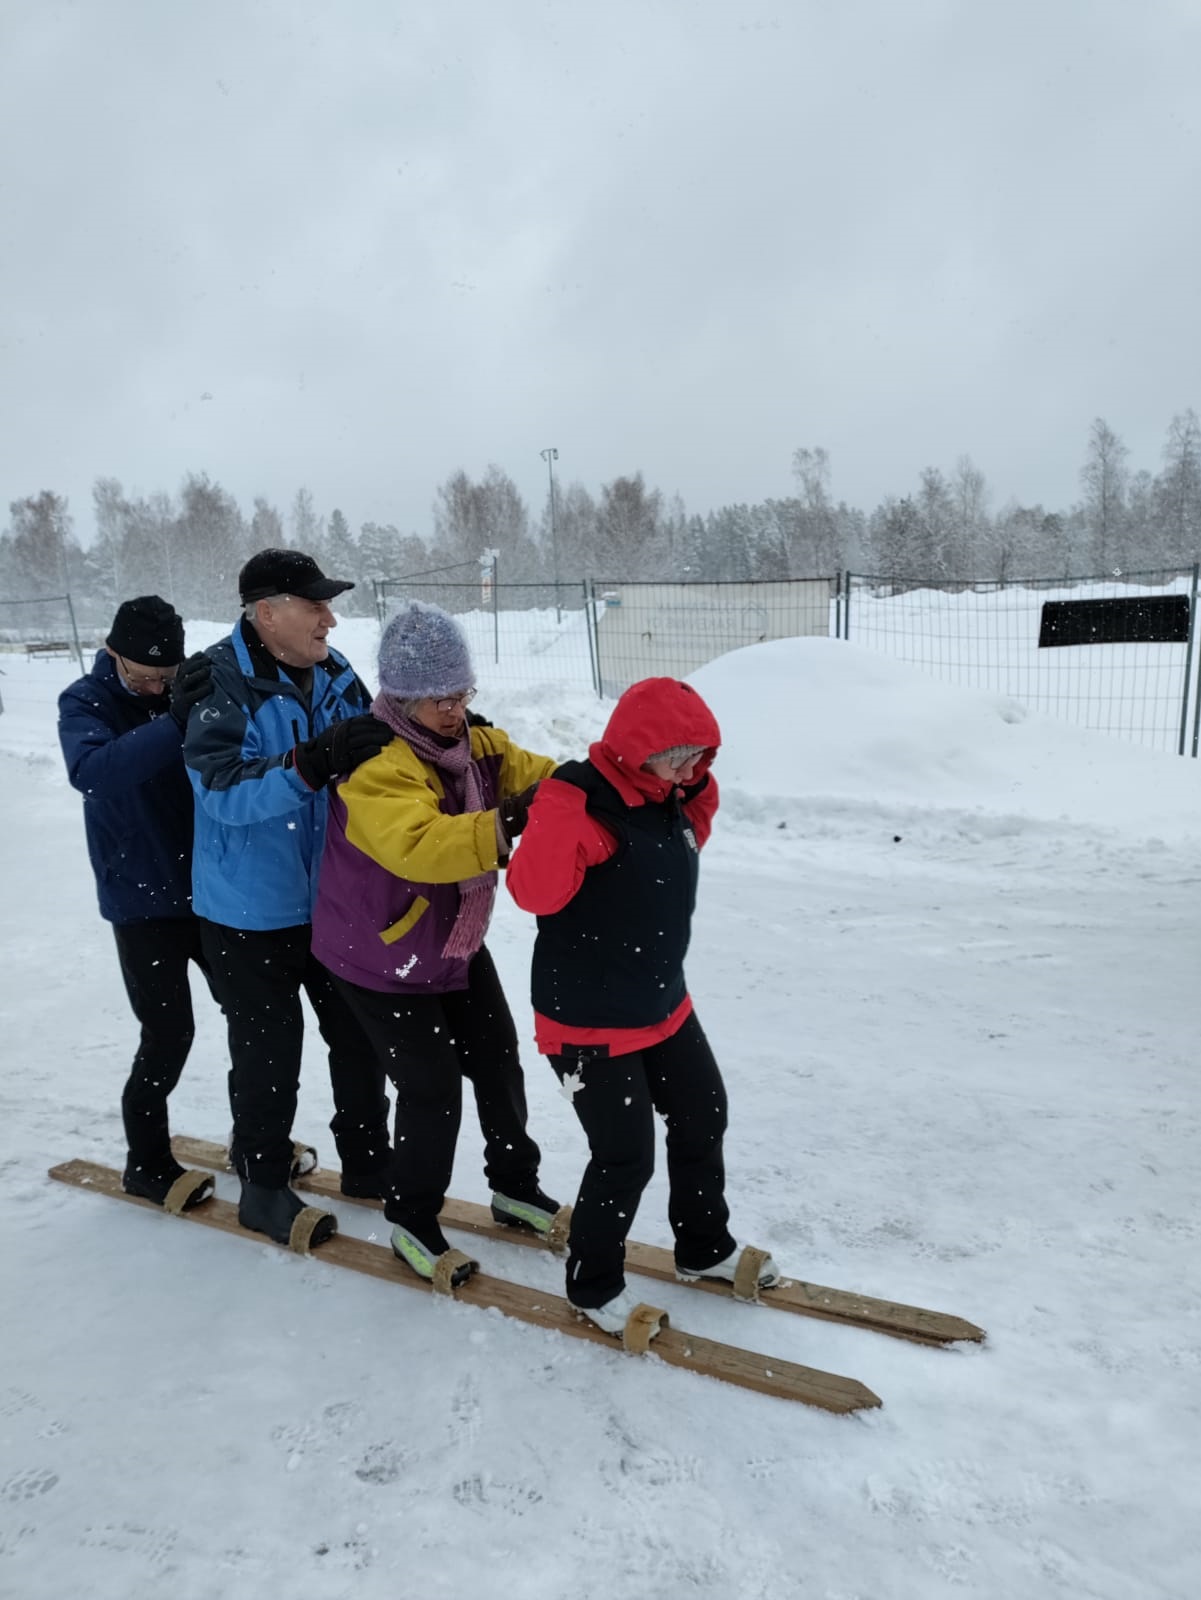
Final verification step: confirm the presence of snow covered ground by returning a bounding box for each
[1,623,1199,1600]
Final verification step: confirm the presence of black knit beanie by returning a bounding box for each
[106,595,185,665]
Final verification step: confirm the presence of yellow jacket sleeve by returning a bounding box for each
[473,726,559,799]
[337,727,557,884]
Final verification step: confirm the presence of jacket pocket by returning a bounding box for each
[379,896,430,944]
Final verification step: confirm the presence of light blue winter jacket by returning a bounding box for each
[184,618,373,930]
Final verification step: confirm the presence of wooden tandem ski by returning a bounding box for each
[174,1134,985,1348]
[49,1158,882,1415]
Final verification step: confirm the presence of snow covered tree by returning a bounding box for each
[866,495,923,587]
[319,507,359,591]
[1155,408,1201,561]
[951,455,990,575]
[175,474,245,617]
[791,447,842,574]
[547,481,598,582]
[594,473,664,578]
[249,497,285,553]
[289,487,324,559]
[432,466,529,573]
[1080,418,1129,572]
[915,467,958,580]
[5,490,78,594]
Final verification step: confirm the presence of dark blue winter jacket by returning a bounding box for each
[58,650,195,924]
[184,618,373,930]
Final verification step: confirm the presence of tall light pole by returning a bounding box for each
[540,446,561,622]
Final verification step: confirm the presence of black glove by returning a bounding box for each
[466,707,493,729]
[293,714,392,791]
[169,652,213,731]
[679,771,711,805]
[498,782,540,843]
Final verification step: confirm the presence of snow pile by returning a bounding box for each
[693,636,1201,843]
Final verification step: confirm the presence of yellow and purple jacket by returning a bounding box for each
[312,724,556,994]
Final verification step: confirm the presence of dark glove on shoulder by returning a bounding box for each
[169,652,213,731]
[466,707,493,729]
[293,714,392,791]
[678,771,711,804]
[498,782,540,844]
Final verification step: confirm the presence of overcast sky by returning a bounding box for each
[3,0,1200,546]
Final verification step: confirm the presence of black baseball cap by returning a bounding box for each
[238,548,355,604]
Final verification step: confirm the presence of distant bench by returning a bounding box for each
[24,641,74,659]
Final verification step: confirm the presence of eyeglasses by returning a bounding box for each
[430,689,476,713]
[661,746,706,772]
[117,654,178,688]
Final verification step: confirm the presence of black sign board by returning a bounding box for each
[1038,595,1190,648]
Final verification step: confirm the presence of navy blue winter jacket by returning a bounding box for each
[58,650,195,924]
[184,619,373,931]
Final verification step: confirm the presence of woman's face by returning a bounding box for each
[412,690,474,738]
[644,750,704,785]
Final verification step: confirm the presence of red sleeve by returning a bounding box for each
[682,771,719,849]
[506,776,616,915]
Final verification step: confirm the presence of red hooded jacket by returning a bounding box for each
[507,678,720,1057]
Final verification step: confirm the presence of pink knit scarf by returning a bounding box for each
[372,694,495,961]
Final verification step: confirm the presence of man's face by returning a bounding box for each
[107,647,177,697]
[254,594,336,667]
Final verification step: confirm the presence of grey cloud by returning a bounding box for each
[2,0,1199,542]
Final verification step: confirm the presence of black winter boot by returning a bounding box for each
[123,1158,214,1212]
[238,1181,336,1248]
[340,1167,390,1200]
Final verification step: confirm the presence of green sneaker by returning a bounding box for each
[390,1223,475,1287]
[490,1187,561,1235]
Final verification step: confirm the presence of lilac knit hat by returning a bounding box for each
[377,600,474,699]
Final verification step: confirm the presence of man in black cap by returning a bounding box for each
[58,596,216,1210]
[184,549,393,1248]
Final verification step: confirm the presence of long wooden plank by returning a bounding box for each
[174,1134,984,1347]
[50,1159,881,1415]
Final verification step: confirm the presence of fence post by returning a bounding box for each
[586,579,603,697]
[833,570,842,639]
[583,579,601,696]
[492,551,500,665]
[843,573,853,641]
[1179,564,1199,756]
[64,592,85,673]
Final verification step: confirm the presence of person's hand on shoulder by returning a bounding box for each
[498,782,540,845]
[293,714,393,791]
[169,652,213,731]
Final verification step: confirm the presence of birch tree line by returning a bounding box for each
[3,409,1200,627]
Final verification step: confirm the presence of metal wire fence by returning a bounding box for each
[373,573,837,698]
[840,568,1201,755]
[373,576,600,697]
[11,567,1191,752]
[0,594,88,671]
[587,577,833,696]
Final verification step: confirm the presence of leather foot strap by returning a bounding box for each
[432,1248,477,1295]
[288,1206,334,1253]
[291,1142,318,1177]
[163,1170,214,1215]
[622,1303,669,1353]
[546,1204,573,1255]
[733,1245,771,1302]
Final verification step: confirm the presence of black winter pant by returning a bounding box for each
[113,916,211,1173]
[550,1012,736,1309]
[330,946,541,1233]
[200,920,390,1189]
